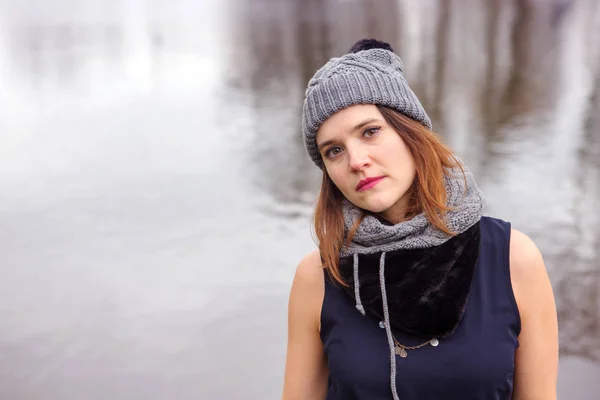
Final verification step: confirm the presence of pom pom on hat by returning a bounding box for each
[348,38,394,54]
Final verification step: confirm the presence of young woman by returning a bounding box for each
[282,39,558,400]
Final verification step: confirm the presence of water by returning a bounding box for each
[0,0,598,398]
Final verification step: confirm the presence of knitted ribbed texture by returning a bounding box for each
[302,48,432,169]
[340,162,485,257]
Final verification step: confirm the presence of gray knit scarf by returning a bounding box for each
[341,164,484,256]
[339,163,485,400]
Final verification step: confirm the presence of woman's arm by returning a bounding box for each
[510,229,559,400]
[282,250,328,400]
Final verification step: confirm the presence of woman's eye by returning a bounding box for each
[363,127,381,137]
[325,147,343,158]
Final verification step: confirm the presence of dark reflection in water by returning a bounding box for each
[0,0,599,399]
[496,0,562,128]
[557,55,600,362]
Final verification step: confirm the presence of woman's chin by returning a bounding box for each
[356,199,395,214]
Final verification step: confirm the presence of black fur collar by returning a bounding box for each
[337,221,481,338]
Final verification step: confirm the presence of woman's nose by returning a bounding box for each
[348,147,371,171]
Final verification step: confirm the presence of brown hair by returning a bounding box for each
[313,105,464,286]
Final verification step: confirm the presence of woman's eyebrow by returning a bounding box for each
[350,118,379,133]
[317,118,381,151]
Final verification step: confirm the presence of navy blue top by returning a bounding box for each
[320,217,521,399]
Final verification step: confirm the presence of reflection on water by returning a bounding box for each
[0,0,599,399]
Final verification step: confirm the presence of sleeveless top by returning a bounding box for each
[320,217,521,399]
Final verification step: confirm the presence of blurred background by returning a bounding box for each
[0,0,599,398]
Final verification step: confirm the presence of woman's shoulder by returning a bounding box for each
[509,228,545,282]
[293,249,325,290]
[507,229,559,395]
[508,228,554,321]
[296,249,324,278]
[288,249,326,328]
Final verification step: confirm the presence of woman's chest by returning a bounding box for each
[321,285,518,398]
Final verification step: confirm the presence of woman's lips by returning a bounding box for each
[356,176,385,192]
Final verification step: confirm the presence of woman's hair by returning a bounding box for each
[313,105,464,286]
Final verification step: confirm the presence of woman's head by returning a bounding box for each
[302,39,461,283]
[314,104,461,284]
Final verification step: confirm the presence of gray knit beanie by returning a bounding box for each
[302,39,432,169]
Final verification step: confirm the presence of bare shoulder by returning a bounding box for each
[508,232,559,397]
[288,249,326,330]
[509,228,546,285]
[294,249,325,286]
[508,228,555,322]
[283,249,329,398]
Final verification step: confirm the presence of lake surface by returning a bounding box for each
[0,0,599,398]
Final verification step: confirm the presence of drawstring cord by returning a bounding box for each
[378,252,400,400]
[352,251,400,400]
[353,253,365,315]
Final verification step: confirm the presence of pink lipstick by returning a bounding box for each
[356,176,384,192]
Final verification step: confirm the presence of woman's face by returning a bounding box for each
[316,104,416,223]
